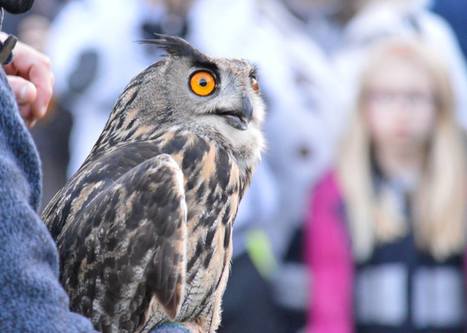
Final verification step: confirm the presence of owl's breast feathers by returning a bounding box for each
[42,129,249,331]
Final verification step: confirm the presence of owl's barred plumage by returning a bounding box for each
[42,35,265,333]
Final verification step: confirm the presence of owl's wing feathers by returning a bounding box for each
[60,154,188,327]
[45,141,165,240]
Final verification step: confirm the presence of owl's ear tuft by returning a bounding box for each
[139,33,209,62]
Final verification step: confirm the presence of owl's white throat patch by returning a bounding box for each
[198,114,264,172]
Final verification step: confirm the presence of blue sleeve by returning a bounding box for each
[0,71,97,333]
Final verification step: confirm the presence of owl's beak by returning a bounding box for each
[216,96,254,131]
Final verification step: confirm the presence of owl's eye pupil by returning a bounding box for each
[199,79,207,87]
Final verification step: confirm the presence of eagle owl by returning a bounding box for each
[42,35,265,333]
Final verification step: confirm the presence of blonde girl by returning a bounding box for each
[306,38,467,333]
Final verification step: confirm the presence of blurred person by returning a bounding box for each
[307,38,467,333]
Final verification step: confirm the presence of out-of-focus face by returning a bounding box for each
[363,57,437,152]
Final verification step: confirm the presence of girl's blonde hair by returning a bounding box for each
[338,38,467,261]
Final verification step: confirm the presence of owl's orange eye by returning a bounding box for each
[189,70,217,96]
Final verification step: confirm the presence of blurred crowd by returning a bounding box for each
[6,0,467,332]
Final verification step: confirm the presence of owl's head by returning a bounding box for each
[107,34,265,169]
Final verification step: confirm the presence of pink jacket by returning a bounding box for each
[305,171,354,333]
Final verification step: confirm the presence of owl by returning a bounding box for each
[42,35,265,333]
